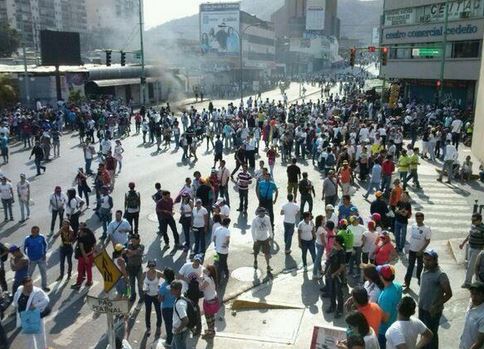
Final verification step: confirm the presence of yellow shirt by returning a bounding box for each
[398,155,409,172]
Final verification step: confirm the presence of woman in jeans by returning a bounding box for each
[192,199,208,255]
[313,215,326,280]
[142,260,162,336]
[393,191,412,252]
[297,211,316,272]
[179,194,193,252]
[53,219,76,281]
[159,268,176,347]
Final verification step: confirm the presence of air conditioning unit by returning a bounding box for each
[460,11,471,18]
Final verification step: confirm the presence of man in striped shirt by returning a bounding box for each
[232,163,252,215]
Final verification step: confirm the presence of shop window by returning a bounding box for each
[453,41,480,58]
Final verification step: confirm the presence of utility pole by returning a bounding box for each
[139,0,146,105]
[438,0,449,104]
[21,29,31,106]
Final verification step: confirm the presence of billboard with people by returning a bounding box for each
[200,2,240,55]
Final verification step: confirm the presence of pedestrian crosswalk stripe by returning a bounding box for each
[409,204,470,212]
[412,199,469,205]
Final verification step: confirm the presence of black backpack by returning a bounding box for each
[175,296,199,331]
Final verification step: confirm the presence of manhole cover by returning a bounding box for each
[231,267,261,282]
[147,213,158,222]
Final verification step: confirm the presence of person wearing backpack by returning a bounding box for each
[124,182,141,234]
[170,280,195,349]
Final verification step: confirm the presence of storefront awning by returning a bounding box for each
[91,78,157,87]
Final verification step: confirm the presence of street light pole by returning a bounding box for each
[239,30,243,105]
[438,0,449,104]
[139,0,146,105]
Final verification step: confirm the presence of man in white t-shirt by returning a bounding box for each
[280,194,300,254]
[404,212,431,289]
[386,296,433,349]
[297,211,316,272]
[177,255,204,292]
[348,216,365,278]
[213,218,231,280]
[451,117,463,150]
[0,176,14,221]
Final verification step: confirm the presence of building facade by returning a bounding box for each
[380,0,484,108]
[271,0,340,74]
[472,34,484,164]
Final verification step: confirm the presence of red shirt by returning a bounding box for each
[156,198,174,218]
[382,160,395,176]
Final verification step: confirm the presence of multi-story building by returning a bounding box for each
[1,0,136,56]
[380,0,484,108]
[271,0,340,74]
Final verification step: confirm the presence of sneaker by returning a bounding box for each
[85,282,93,287]
[71,284,81,290]
[163,341,172,348]
[42,287,51,292]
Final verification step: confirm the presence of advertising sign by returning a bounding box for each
[384,8,417,26]
[310,325,346,349]
[200,2,240,55]
[306,0,325,31]
[417,0,483,23]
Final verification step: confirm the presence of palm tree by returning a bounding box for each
[0,73,18,107]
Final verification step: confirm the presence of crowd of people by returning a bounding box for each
[0,68,483,349]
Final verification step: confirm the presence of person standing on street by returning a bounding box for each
[52,219,76,281]
[322,235,346,318]
[256,171,278,229]
[217,160,231,207]
[156,191,181,249]
[16,173,30,222]
[404,212,431,289]
[104,210,132,248]
[192,198,209,255]
[322,170,338,207]
[287,158,301,201]
[48,186,67,236]
[385,296,433,349]
[393,191,412,253]
[212,217,231,280]
[126,234,145,303]
[29,141,46,175]
[281,194,300,254]
[298,211,316,272]
[376,264,402,349]
[460,213,484,288]
[170,280,190,349]
[251,207,273,273]
[437,140,457,184]
[233,163,252,215]
[299,172,315,215]
[24,226,49,292]
[9,245,29,295]
[124,182,141,234]
[405,147,422,190]
[71,224,96,290]
[0,176,14,221]
[13,276,50,349]
[82,141,96,175]
[142,260,163,336]
[459,281,484,349]
[363,160,382,199]
[418,248,453,349]
[65,188,84,234]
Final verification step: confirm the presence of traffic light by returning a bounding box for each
[120,51,126,66]
[380,47,388,66]
[105,50,112,66]
[350,48,356,67]
[368,46,376,52]
[436,80,442,89]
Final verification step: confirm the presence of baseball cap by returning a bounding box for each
[469,281,484,292]
[325,204,335,211]
[367,220,376,230]
[342,160,349,165]
[114,243,125,252]
[9,244,19,253]
[375,191,383,198]
[349,216,357,223]
[423,248,438,259]
[147,260,156,268]
[376,264,395,279]
[193,254,203,263]
[372,213,381,222]
[338,219,348,227]
[350,207,358,213]
[195,198,202,204]
[20,173,26,178]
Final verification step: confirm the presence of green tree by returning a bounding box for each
[0,74,18,107]
[0,24,20,58]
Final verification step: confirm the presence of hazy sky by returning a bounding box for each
[144,0,205,29]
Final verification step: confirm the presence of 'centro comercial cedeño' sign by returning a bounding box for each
[385,23,478,40]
